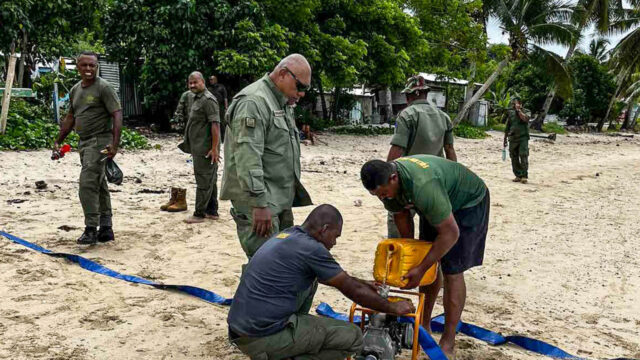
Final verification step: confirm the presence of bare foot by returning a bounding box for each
[205,214,219,220]
[184,216,206,224]
[440,343,456,360]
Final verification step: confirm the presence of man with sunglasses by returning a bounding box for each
[221,54,313,263]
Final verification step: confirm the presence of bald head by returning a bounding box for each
[269,53,312,103]
[302,204,343,250]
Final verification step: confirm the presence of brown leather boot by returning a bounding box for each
[167,188,187,212]
[160,187,178,211]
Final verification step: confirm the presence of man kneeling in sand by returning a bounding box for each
[227,204,415,359]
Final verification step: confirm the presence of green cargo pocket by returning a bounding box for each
[249,169,265,192]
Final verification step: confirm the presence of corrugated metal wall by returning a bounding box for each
[99,58,143,118]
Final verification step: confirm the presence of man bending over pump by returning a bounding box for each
[227,204,415,360]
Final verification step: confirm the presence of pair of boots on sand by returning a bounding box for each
[160,187,187,212]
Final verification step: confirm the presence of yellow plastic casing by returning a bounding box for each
[373,238,438,288]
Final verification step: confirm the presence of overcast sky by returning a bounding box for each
[486,3,634,56]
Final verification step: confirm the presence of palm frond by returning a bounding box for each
[532,45,574,98]
[609,26,640,71]
[529,22,579,46]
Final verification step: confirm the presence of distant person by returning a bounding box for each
[207,75,228,142]
[52,51,122,245]
[228,204,415,359]
[503,96,530,183]
[386,75,456,239]
[178,71,221,223]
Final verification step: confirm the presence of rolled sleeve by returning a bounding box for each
[390,115,410,149]
[232,99,268,207]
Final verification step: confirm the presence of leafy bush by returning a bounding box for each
[0,99,149,150]
[541,122,567,134]
[454,123,488,139]
[331,125,395,136]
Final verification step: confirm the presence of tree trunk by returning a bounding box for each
[384,87,393,122]
[619,100,633,130]
[332,87,341,123]
[454,58,509,126]
[317,77,328,121]
[600,66,631,131]
[16,30,27,88]
[535,3,593,130]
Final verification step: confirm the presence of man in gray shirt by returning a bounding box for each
[228,204,415,359]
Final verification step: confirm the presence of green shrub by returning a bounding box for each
[541,121,567,134]
[331,125,395,136]
[453,123,488,139]
[0,99,149,150]
[490,123,506,132]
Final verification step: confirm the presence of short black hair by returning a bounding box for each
[361,160,394,191]
[303,204,343,230]
[77,51,99,60]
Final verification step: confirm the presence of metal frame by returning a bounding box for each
[347,289,426,360]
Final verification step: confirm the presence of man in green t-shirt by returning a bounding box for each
[53,51,122,245]
[504,97,530,183]
[361,155,490,359]
[387,75,457,240]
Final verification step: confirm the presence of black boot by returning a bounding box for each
[77,227,98,245]
[97,226,115,243]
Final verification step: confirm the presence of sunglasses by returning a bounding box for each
[284,67,311,92]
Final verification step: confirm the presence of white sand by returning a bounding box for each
[1,131,639,360]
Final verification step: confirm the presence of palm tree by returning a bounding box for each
[603,3,640,130]
[454,0,577,125]
[533,0,624,130]
[588,37,610,61]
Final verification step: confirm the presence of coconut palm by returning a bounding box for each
[454,0,578,125]
[533,0,625,130]
[601,3,640,130]
[588,37,611,61]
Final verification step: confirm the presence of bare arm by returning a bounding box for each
[323,272,415,315]
[402,214,459,288]
[208,122,221,163]
[386,145,405,162]
[55,110,75,147]
[393,209,415,238]
[444,144,457,162]
[106,110,123,158]
[517,109,529,123]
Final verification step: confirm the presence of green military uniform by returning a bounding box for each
[69,76,121,228]
[178,90,220,217]
[172,90,194,129]
[221,74,312,259]
[505,109,530,179]
[207,83,228,142]
[391,99,454,157]
[387,99,454,238]
[382,155,490,275]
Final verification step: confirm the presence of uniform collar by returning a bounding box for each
[411,99,431,105]
[262,74,288,108]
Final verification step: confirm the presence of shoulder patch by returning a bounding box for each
[245,117,256,128]
[275,232,290,239]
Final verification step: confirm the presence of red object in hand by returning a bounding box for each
[52,144,72,160]
[60,144,71,155]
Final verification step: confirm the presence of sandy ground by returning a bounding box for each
[1,131,640,360]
